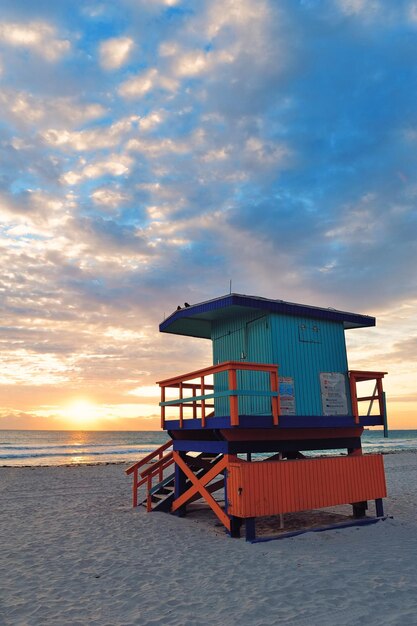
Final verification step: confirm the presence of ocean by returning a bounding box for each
[0,430,169,467]
[0,429,417,467]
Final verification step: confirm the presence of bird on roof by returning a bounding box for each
[184,302,190,307]
[176,305,182,310]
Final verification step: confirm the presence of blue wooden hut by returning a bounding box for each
[127,293,388,540]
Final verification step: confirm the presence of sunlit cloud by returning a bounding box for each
[61,154,133,185]
[0,20,70,62]
[118,68,178,99]
[0,351,71,386]
[0,90,105,129]
[139,110,165,131]
[128,385,161,398]
[91,187,131,210]
[42,115,139,151]
[99,36,134,70]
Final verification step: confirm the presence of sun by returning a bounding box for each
[64,399,99,428]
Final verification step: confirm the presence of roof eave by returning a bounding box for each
[159,293,375,337]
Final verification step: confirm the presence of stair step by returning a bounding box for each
[158,487,174,495]
[152,493,169,501]
[149,472,175,495]
[189,454,222,468]
[152,492,175,512]
[143,453,225,510]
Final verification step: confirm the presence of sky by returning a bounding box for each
[0,0,416,431]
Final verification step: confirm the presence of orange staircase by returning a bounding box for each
[126,442,224,512]
[125,440,173,509]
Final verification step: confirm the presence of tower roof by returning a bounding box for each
[159,293,375,339]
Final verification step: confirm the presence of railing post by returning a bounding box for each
[376,377,384,423]
[349,373,359,424]
[382,391,388,438]
[133,467,138,508]
[270,368,279,426]
[201,376,206,427]
[158,450,163,482]
[192,385,197,419]
[160,385,166,429]
[179,382,183,428]
[146,475,152,512]
[228,367,239,426]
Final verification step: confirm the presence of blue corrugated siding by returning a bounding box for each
[269,314,351,416]
[211,311,351,417]
[246,316,273,414]
[211,312,271,415]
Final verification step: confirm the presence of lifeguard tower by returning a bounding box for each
[127,294,388,540]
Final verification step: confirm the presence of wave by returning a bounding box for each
[0,443,154,451]
[0,446,167,460]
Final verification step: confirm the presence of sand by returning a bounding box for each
[1,452,416,626]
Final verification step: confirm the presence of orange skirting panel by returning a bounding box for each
[227,455,387,518]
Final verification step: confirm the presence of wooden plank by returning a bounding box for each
[228,455,387,518]
[201,376,206,428]
[179,382,183,428]
[157,361,278,386]
[186,478,224,505]
[349,372,359,424]
[171,452,230,530]
[228,369,239,426]
[171,452,227,509]
[139,452,173,478]
[125,439,172,475]
[270,369,279,426]
[348,370,387,379]
[161,386,166,429]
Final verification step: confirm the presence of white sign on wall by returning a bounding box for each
[279,376,296,415]
[320,372,348,416]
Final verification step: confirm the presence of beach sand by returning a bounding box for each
[1,452,416,626]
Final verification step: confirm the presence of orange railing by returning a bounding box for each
[349,371,387,427]
[125,439,173,507]
[157,361,280,428]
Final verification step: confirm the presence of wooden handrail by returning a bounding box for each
[348,371,387,425]
[167,383,214,390]
[125,439,172,475]
[349,370,387,381]
[126,439,173,507]
[139,451,173,478]
[157,360,279,386]
[137,455,175,491]
[158,361,280,428]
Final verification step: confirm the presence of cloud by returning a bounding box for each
[60,154,133,185]
[0,89,105,130]
[336,0,380,17]
[91,187,131,210]
[139,110,165,131]
[42,115,139,151]
[0,20,70,62]
[0,0,416,429]
[410,2,417,23]
[99,36,134,70]
[118,67,178,98]
[0,350,72,386]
